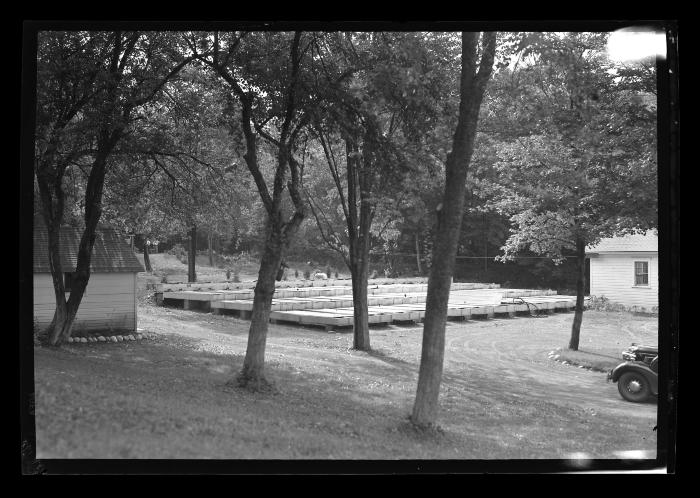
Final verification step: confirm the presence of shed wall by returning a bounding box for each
[33,273,137,333]
[589,253,658,309]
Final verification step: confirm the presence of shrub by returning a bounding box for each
[303,270,311,280]
[587,295,657,315]
[335,271,339,279]
[232,268,240,283]
[168,243,186,258]
[587,295,620,312]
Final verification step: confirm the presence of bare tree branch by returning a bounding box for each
[313,124,350,222]
[305,188,350,266]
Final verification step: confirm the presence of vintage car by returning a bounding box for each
[607,344,658,402]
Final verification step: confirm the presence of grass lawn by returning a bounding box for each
[33,300,659,461]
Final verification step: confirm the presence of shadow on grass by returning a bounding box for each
[135,333,410,410]
[395,417,448,442]
[366,347,416,371]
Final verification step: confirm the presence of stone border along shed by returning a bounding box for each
[33,218,145,335]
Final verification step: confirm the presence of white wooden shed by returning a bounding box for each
[586,231,658,310]
[33,221,144,333]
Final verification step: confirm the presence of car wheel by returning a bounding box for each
[617,371,651,402]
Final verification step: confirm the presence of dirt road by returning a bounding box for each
[443,318,657,419]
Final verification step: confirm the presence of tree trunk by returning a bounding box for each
[188,225,197,283]
[224,32,307,391]
[483,213,488,274]
[208,231,214,267]
[415,233,423,275]
[411,32,496,429]
[39,210,67,345]
[343,134,373,351]
[237,224,282,390]
[355,202,373,350]
[569,238,587,350]
[40,136,117,345]
[54,149,112,343]
[48,298,82,345]
[411,164,470,427]
[350,249,371,350]
[237,213,303,390]
[43,189,104,345]
[143,240,152,272]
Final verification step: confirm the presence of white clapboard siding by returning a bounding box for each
[589,253,658,309]
[33,272,137,332]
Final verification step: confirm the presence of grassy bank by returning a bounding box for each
[33,305,658,460]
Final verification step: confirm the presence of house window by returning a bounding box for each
[634,261,649,286]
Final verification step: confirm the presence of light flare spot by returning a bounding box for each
[607,27,667,62]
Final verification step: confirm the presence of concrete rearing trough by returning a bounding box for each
[156,279,587,331]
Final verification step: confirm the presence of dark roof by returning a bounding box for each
[33,222,145,273]
[586,231,658,253]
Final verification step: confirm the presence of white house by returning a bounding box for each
[586,231,658,310]
[33,221,144,334]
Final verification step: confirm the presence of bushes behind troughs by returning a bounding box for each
[167,244,188,264]
[225,268,240,283]
[588,295,658,315]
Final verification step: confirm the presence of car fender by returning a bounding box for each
[608,361,658,396]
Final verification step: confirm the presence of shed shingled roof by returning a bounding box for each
[586,231,658,253]
[33,222,145,273]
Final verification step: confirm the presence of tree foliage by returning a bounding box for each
[35,31,193,344]
[484,32,657,350]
